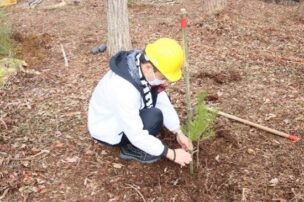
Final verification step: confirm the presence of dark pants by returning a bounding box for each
[94,108,163,146]
[119,107,163,146]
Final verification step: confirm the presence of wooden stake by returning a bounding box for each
[180,8,192,123]
[206,107,300,142]
[180,8,194,175]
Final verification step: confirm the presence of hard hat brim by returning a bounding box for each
[165,69,182,82]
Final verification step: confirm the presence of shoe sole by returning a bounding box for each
[119,152,160,164]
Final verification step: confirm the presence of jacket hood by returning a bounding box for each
[110,50,143,91]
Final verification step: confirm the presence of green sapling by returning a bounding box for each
[183,92,217,174]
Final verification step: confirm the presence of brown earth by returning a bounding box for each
[0,0,304,201]
[13,32,52,67]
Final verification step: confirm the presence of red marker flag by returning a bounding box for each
[180,18,187,29]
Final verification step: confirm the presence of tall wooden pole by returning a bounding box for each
[180,8,192,123]
[180,8,194,175]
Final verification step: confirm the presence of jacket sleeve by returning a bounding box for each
[155,91,180,132]
[111,79,166,156]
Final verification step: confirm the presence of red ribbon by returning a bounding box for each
[180,18,187,28]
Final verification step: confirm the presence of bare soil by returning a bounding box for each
[0,0,304,201]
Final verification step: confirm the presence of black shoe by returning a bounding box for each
[119,144,160,164]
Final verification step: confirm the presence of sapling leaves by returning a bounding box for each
[183,92,217,142]
[182,92,217,175]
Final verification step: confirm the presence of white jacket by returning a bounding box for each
[88,70,180,156]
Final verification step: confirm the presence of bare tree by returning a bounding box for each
[106,0,132,56]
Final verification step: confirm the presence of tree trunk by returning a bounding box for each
[140,0,176,3]
[106,0,132,56]
[297,0,304,19]
[202,0,227,15]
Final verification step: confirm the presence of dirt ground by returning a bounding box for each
[0,0,304,201]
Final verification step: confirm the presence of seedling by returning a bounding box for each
[180,9,217,174]
[182,92,217,175]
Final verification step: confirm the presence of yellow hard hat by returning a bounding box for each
[145,38,184,82]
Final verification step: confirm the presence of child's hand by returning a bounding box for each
[166,148,192,166]
[176,130,193,151]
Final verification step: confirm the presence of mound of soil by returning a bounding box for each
[13,32,52,67]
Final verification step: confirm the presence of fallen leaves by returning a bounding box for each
[21,161,30,168]
[0,157,4,166]
[269,178,279,187]
[101,150,107,155]
[52,141,65,149]
[0,188,9,200]
[26,150,50,160]
[265,113,277,121]
[64,156,80,163]
[113,163,124,169]
[215,154,220,162]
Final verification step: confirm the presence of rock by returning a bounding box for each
[91,44,107,55]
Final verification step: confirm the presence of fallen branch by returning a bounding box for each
[125,183,146,202]
[13,150,50,161]
[0,188,9,200]
[60,44,69,67]
[29,0,43,8]
[0,117,8,129]
[26,149,50,160]
[241,188,249,201]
